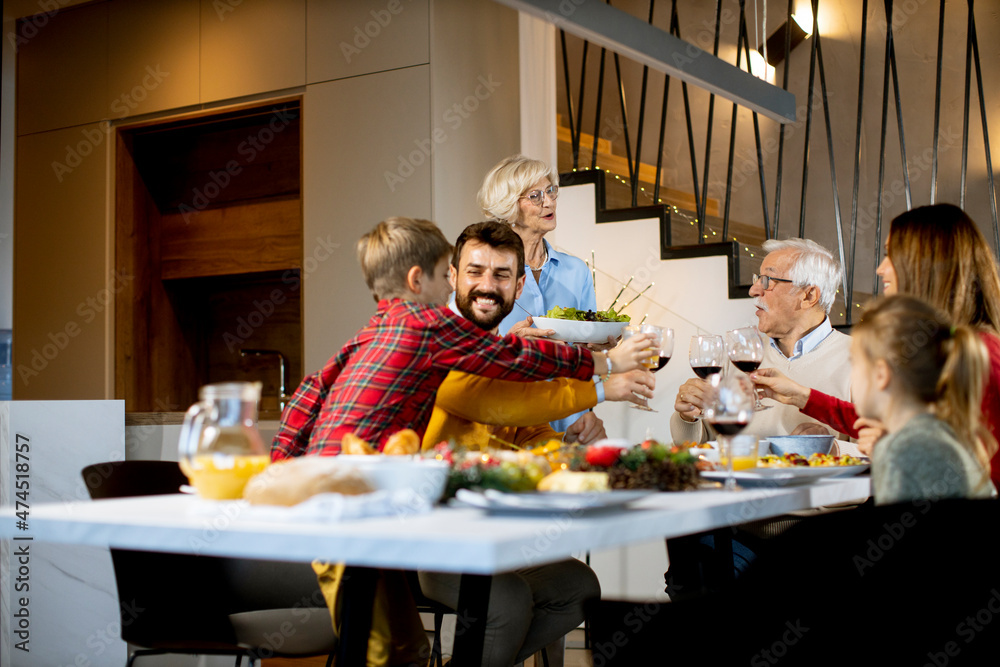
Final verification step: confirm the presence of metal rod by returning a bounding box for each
[739,7,772,242]
[873,0,893,298]
[631,0,656,208]
[815,15,849,316]
[652,0,677,206]
[930,0,946,204]
[968,0,999,252]
[669,2,702,241]
[698,0,724,227]
[608,276,633,310]
[888,32,912,210]
[847,0,869,325]
[575,39,590,171]
[797,1,820,238]
[961,1,971,209]
[772,0,795,239]
[722,42,741,242]
[591,44,608,171]
[560,30,579,170]
[613,51,636,187]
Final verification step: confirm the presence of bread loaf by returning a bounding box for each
[243,457,373,506]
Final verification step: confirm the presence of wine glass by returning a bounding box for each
[689,335,725,380]
[622,324,662,411]
[702,372,755,491]
[725,326,770,411]
[652,327,674,373]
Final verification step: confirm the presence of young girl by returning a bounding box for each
[852,295,996,503]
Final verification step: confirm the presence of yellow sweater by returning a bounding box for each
[421,371,599,450]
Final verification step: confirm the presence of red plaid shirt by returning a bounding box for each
[271,299,595,459]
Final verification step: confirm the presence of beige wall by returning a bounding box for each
[5,0,522,399]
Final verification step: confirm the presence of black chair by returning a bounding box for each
[589,498,1000,666]
[81,460,338,667]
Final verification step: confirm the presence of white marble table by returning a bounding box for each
[0,476,869,663]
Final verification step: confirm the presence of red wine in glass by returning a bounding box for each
[653,356,671,372]
[732,359,762,373]
[692,365,723,379]
[708,418,750,436]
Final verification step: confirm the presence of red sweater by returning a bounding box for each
[802,331,1000,487]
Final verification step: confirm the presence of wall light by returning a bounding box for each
[758,13,812,67]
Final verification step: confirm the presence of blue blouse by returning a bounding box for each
[498,239,598,433]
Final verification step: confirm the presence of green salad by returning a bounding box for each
[545,306,631,323]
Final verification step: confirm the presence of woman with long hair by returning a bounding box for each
[754,203,1000,486]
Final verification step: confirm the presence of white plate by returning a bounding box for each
[700,464,869,487]
[454,488,652,513]
[531,317,627,345]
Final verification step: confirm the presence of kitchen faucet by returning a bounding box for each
[239,349,290,412]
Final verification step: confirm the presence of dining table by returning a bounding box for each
[0,474,870,664]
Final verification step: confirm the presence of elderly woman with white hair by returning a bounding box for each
[670,237,853,445]
[479,155,603,433]
[478,154,598,340]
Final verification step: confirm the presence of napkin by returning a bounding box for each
[187,488,433,522]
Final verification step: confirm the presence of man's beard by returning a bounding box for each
[455,289,514,331]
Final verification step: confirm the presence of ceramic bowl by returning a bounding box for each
[767,434,836,457]
[530,317,628,345]
[336,457,449,504]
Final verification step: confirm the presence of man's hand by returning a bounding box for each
[853,417,886,456]
[750,368,811,409]
[603,369,655,406]
[674,378,711,422]
[789,422,832,436]
[563,412,606,445]
[507,315,555,340]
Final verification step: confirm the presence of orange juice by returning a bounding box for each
[179,454,270,499]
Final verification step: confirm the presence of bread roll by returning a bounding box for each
[341,433,376,456]
[243,457,373,506]
[383,429,420,456]
[536,470,609,493]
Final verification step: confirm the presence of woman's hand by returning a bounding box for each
[604,332,655,373]
[603,369,655,406]
[508,315,555,340]
[586,334,620,352]
[853,417,886,456]
[674,378,711,422]
[750,368,811,409]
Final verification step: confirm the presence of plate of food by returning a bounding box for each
[700,453,869,487]
[454,488,652,514]
[532,306,630,344]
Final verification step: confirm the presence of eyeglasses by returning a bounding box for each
[752,274,795,291]
[522,184,558,206]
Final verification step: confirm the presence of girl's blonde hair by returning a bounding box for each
[477,155,559,225]
[855,295,997,479]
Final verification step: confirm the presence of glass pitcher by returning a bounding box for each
[178,381,270,499]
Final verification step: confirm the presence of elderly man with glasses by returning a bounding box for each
[669,237,853,444]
